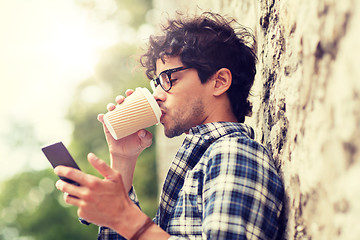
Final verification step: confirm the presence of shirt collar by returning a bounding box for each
[188,122,255,141]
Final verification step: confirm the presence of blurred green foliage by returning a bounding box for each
[0,0,159,239]
[0,169,98,239]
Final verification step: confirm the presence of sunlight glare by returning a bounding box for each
[0,0,122,180]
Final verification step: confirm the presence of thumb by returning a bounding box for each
[97,114,112,136]
[88,153,113,179]
[138,130,153,149]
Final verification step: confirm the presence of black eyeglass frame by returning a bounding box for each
[150,66,191,92]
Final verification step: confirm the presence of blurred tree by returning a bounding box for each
[0,44,159,239]
[0,1,158,239]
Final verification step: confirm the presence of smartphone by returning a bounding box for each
[42,142,81,186]
[42,142,92,225]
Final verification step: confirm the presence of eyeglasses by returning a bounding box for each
[150,66,190,92]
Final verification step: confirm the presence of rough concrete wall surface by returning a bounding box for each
[251,1,360,239]
[152,0,360,239]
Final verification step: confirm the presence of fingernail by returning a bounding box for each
[88,152,98,161]
[115,95,124,102]
[139,130,146,138]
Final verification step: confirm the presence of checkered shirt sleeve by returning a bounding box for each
[97,187,141,240]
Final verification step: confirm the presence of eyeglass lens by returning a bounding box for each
[159,72,171,90]
[150,72,171,92]
[150,67,189,92]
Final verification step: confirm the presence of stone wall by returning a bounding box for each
[152,0,360,239]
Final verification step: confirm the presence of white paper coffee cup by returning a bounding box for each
[103,87,161,140]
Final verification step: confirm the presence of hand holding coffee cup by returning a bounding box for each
[103,87,161,140]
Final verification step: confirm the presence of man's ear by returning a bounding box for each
[213,68,232,96]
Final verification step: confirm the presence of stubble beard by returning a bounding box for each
[163,99,205,138]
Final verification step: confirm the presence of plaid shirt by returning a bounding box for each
[97,122,284,239]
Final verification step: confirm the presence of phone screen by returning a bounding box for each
[42,142,80,186]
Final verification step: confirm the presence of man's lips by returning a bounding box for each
[160,109,166,123]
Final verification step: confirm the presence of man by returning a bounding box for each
[55,12,284,239]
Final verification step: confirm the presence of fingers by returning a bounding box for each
[87,153,116,179]
[99,90,134,118]
[55,179,82,203]
[107,103,116,111]
[54,155,116,198]
[64,194,81,206]
[105,93,126,112]
[54,166,85,186]
[54,165,103,189]
[115,90,134,104]
[115,95,125,104]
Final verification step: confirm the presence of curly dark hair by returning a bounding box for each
[140,12,257,123]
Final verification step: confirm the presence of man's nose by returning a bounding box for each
[152,85,166,102]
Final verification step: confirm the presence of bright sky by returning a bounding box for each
[0,0,123,180]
